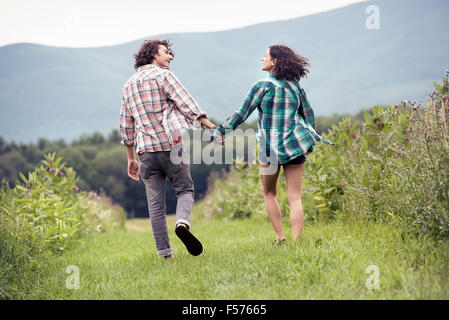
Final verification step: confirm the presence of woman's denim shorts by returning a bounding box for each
[284,155,306,165]
[259,153,306,165]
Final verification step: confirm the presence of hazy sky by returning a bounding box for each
[0,0,368,48]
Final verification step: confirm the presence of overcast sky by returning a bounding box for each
[0,0,368,48]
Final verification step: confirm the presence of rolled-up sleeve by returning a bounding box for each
[119,91,135,145]
[160,70,207,121]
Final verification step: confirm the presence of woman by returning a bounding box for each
[212,44,333,243]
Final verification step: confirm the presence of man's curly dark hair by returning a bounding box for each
[134,39,174,70]
[269,44,310,82]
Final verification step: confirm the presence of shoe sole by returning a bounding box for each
[175,226,203,256]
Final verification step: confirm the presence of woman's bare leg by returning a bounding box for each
[283,163,305,241]
[260,164,284,240]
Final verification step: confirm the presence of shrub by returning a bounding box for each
[307,71,449,239]
[0,153,126,299]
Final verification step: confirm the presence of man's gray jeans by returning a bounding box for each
[138,145,194,257]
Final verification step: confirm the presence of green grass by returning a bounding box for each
[11,215,449,299]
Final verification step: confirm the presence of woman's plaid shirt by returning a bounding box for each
[213,74,334,164]
[120,64,207,155]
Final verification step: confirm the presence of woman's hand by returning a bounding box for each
[210,128,225,145]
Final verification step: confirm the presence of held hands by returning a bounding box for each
[211,133,225,145]
[128,159,140,181]
[200,117,225,145]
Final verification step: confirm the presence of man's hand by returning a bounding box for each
[128,159,140,181]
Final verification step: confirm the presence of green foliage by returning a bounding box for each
[79,191,127,234]
[305,116,360,219]
[0,153,126,299]
[215,160,264,219]
[306,73,449,239]
[1,153,86,252]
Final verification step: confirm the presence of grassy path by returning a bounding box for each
[17,215,449,299]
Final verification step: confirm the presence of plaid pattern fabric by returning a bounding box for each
[120,64,207,155]
[213,74,334,164]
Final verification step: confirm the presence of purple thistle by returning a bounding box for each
[338,181,347,188]
[376,121,384,130]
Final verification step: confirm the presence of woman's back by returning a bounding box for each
[257,74,313,133]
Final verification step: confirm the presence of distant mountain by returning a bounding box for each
[1,0,448,143]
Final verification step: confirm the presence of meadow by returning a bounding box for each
[1,73,448,300]
[5,216,449,299]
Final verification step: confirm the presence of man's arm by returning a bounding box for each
[160,70,207,122]
[199,116,217,129]
[120,90,139,181]
[120,92,136,146]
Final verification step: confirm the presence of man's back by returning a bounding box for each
[120,64,206,155]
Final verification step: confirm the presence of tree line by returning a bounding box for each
[0,111,368,218]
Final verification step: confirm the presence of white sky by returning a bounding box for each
[0,0,368,48]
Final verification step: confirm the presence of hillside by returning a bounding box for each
[0,0,448,143]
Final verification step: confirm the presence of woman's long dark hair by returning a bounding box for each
[269,45,309,81]
[134,39,173,70]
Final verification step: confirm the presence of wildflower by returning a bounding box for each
[57,171,64,177]
[343,139,348,145]
[49,168,56,175]
[349,133,357,140]
[338,181,347,188]
[376,121,384,130]
[443,94,449,104]
[97,209,110,220]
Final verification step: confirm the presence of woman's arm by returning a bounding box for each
[212,81,267,141]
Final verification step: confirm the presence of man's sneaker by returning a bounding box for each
[175,224,203,256]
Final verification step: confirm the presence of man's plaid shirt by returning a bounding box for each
[120,64,207,155]
[213,74,334,164]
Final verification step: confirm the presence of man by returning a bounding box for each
[120,39,216,260]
